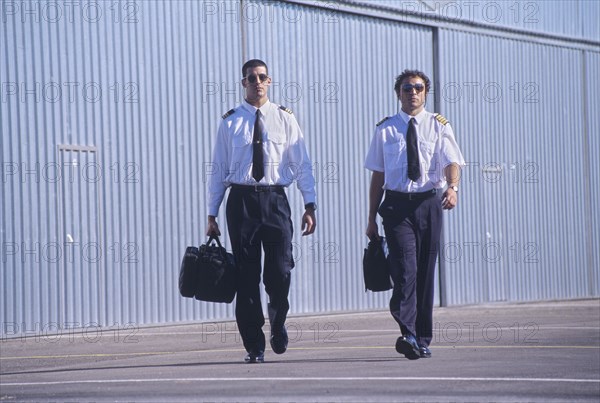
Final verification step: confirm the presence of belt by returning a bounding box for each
[386,189,437,200]
[230,184,285,193]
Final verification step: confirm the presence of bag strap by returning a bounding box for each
[206,235,227,259]
[207,235,223,248]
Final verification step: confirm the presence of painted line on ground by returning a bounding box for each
[3,326,598,343]
[1,344,598,361]
[1,376,599,387]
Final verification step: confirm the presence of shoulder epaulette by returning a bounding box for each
[279,105,293,114]
[376,116,389,126]
[222,109,236,119]
[435,113,449,125]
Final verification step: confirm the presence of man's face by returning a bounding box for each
[242,66,271,104]
[398,76,427,114]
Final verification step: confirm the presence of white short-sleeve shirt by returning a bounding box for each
[364,109,465,192]
[207,100,316,216]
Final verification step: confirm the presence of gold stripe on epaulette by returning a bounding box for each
[435,114,449,125]
[279,105,293,114]
[222,109,235,119]
[376,116,389,126]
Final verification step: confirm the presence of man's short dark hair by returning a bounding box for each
[242,59,268,77]
[394,69,431,94]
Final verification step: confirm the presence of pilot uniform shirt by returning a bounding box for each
[364,109,465,192]
[208,100,316,216]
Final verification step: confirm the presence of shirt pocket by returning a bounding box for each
[266,131,286,145]
[264,131,287,167]
[383,140,406,174]
[419,140,438,174]
[232,133,252,148]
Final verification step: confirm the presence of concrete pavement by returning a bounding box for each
[1,299,599,402]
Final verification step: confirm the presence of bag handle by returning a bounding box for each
[207,235,223,248]
[206,235,227,259]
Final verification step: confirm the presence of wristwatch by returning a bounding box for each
[448,185,459,193]
[305,202,317,211]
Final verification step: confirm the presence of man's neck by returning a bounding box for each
[245,97,268,108]
[402,106,424,116]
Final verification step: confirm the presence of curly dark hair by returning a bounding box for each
[394,69,431,94]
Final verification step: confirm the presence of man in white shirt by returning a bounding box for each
[207,59,316,363]
[365,69,465,360]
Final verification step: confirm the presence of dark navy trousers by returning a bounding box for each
[379,190,442,348]
[226,186,294,354]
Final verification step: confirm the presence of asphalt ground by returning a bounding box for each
[1,299,599,402]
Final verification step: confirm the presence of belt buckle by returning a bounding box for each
[408,193,416,200]
[254,185,261,192]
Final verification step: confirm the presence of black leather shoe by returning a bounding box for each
[244,351,264,363]
[419,345,432,358]
[395,335,420,360]
[270,327,288,355]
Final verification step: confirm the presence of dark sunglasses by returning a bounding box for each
[244,74,269,84]
[402,83,425,93]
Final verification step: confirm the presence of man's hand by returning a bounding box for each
[365,220,380,241]
[443,164,460,210]
[301,209,316,236]
[206,215,221,237]
[441,188,458,210]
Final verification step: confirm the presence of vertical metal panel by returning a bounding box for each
[438,29,597,305]
[57,146,102,326]
[243,0,434,314]
[123,0,243,326]
[585,51,600,296]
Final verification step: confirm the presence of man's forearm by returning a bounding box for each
[444,163,460,186]
[368,171,385,221]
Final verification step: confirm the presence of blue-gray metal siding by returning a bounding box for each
[353,0,600,42]
[439,29,598,304]
[585,50,600,296]
[1,0,243,334]
[1,0,598,337]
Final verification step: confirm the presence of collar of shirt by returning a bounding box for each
[398,108,428,126]
[241,99,271,116]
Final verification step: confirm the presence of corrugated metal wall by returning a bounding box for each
[438,29,599,304]
[1,0,598,337]
[357,0,600,41]
[1,0,244,334]
[584,50,600,297]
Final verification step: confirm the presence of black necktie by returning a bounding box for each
[252,110,265,182]
[406,117,420,181]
